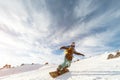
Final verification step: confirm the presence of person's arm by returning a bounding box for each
[74,50,85,56]
[60,46,69,50]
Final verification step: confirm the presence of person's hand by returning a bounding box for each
[60,47,62,50]
[60,47,64,50]
[81,54,85,56]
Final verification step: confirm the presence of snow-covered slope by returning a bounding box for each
[0,64,42,77]
[0,52,120,80]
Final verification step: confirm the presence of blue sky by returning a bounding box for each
[0,0,120,66]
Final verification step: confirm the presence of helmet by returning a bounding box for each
[71,42,75,47]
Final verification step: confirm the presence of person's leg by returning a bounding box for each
[63,59,71,70]
[67,60,72,67]
[57,58,67,71]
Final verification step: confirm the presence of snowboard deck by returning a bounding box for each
[49,69,69,78]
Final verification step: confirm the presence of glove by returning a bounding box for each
[81,54,85,56]
[60,47,62,50]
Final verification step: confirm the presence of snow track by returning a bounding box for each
[71,71,120,75]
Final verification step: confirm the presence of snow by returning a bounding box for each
[0,51,120,80]
[0,64,42,77]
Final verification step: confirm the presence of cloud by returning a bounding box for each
[68,0,120,56]
[0,0,55,66]
[74,0,98,18]
[0,0,120,67]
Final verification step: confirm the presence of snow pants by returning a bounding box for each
[58,58,72,71]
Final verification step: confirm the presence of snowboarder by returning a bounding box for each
[49,42,85,78]
[57,42,85,73]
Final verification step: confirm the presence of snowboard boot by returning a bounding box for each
[57,65,62,74]
[57,65,62,71]
[63,66,68,72]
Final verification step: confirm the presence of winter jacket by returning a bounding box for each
[60,46,84,61]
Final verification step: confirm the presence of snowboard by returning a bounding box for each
[49,69,69,78]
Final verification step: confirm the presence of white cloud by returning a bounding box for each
[67,1,120,57]
[0,0,120,67]
[0,0,57,67]
[74,0,97,18]
[81,37,101,47]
